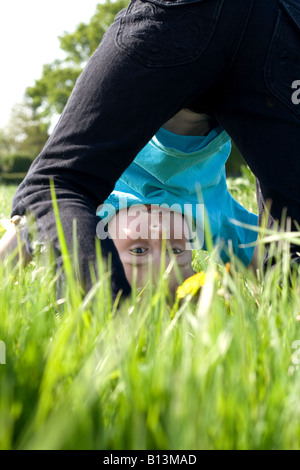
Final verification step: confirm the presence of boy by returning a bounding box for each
[7,0,300,299]
[97,109,258,292]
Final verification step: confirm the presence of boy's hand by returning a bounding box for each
[0,217,32,266]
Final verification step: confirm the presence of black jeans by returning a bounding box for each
[11,0,300,296]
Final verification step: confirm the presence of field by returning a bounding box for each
[1,170,300,450]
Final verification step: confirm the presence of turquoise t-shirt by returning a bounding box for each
[97,126,258,266]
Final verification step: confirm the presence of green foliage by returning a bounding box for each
[26,61,82,117]
[0,185,17,219]
[0,101,49,162]
[226,141,246,176]
[59,0,130,64]
[1,178,300,450]
[0,102,47,183]
[0,129,11,157]
[227,164,258,215]
[26,0,129,120]
[0,154,33,174]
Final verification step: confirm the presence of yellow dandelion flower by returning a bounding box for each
[176,271,206,299]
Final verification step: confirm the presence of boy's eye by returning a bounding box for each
[130,247,148,255]
[170,247,183,255]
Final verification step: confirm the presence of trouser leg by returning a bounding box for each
[214,0,300,264]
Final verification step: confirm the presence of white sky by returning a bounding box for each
[0,0,103,128]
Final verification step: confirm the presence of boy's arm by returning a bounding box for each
[0,217,32,266]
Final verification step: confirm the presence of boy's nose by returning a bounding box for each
[151,246,171,271]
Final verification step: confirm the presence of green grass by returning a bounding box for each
[1,172,300,450]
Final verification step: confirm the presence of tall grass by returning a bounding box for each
[1,174,300,450]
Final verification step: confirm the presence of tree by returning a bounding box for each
[26,60,82,118]
[26,0,129,122]
[0,101,49,160]
[0,129,12,158]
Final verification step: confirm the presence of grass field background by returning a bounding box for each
[1,169,300,450]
